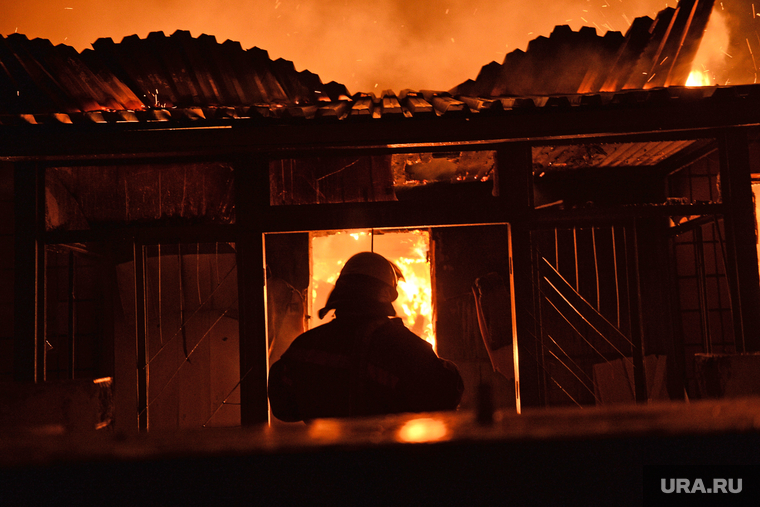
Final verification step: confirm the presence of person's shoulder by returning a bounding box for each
[381,318,433,348]
[284,320,336,349]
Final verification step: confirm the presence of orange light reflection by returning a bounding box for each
[308,419,343,442]
[396,417,450,443]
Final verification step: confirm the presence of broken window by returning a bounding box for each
[269,151,496,205]
[532,139,717,210]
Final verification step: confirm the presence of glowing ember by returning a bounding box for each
[310,229,435,350]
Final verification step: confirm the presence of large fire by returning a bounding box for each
[310,229,435,350]
[686,69,713,86]
[686,8,731,86]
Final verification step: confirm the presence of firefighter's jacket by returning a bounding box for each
[268,315,464,422]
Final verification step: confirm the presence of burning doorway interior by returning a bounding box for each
[309,229,434,350]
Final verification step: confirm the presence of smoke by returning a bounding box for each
[711,0,760,85]
[2,0,670,93]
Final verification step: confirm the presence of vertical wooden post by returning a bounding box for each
[68,251,76,379]
[719,130,760,352]
[497,144,543,408]
[625,220,649,403]
[133,242,149,431]
[13,162,45,383]
[235,156,270,425]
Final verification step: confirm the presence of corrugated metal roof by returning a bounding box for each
[453,0,714,95]
[0,0,757,178]
[0,0,718,124]
[0,81,751,129]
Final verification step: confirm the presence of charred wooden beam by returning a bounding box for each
[234,155,270,425]
[497,144,542,408]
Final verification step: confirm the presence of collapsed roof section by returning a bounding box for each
[452,0,715,96]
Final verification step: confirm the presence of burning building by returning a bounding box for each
[2,0,760,503]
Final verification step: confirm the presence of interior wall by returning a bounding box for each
[265,233,308,368]
[433,225,516,412]
[114,245,241,431]
[668,153,734,398]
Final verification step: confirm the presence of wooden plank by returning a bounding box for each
[260,196,508,232]
[719,130,760,352]
[624,220,649,404]
[13,162,45,382]
[133,242,149,430]
[497,145,542,407]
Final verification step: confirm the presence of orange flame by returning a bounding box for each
[686,9,730,86]
[686,69,713,87]
[311,229,435,350]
